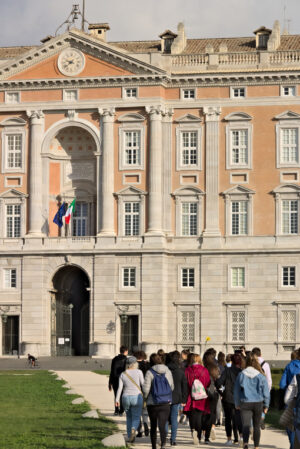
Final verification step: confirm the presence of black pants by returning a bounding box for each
[223,401,242,441]
[240,402,263,447]
[189,409,204,440]
[113,384,124,414]
[147,404,171,449]
[202,394,218,441]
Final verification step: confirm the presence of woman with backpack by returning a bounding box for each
[143,353,174,449]
[183,353,211,445]
[201,362,220,444]
[234,352,270,449]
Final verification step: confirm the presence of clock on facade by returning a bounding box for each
[57,48,85,76]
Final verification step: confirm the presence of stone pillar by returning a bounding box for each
[162,108,174,235]
[98,108,115,236]
[203,106,221,237]
[145,106,164,235]
[26,110,45,236]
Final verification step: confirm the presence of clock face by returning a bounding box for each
[58,49,85,76]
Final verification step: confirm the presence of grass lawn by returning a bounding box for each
[0,370,118,449]
[93,370,110,376]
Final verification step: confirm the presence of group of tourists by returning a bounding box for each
[109,345,272,449]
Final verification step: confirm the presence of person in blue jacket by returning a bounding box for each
[234,352,270,449]
[280,348,300,449]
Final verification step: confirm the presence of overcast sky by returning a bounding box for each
[0,0,299,47]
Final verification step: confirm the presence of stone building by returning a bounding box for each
[0,18,300,359]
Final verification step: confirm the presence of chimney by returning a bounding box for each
[88,23,110,42]
[171,22,187,55]
[268,20,281,50]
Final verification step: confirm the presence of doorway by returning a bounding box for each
[52,266,90,356]
[2,316,19,355]
[120,315,139,353]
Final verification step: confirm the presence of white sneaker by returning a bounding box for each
[210,428,216,441]
[239,437,243,447]
[192,430,198,445]
[225,441,233,446]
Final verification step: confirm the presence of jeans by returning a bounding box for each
[166,403,181,443]
[240,402,263,447]
[148,404,171,449]
[122,394,143,438]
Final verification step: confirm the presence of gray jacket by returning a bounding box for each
[142,364,174,406]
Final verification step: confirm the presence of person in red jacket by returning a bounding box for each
[184,353,211,445]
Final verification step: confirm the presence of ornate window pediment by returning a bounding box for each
[272,184,300,195]
[118,113,145,123]
[275,111,300,121]
[173,186,204,197]
[223,185,255,196]
[0,188,28,199]
[224,112,252,122]
[115,186,147,197]
[0,117,26,127]
[175,114,202,124]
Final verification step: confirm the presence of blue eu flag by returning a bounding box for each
[53,203,66,228]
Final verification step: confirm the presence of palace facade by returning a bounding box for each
[1,19,300,358]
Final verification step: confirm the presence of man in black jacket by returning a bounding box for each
[109,345,128,415]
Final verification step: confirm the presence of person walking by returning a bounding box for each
[109,345,128,415]
[234,352,270,449]
[115,356,144,443]
[143,353,174,449]
[166,351,188,445]
[134,350,150,437]
[216,353,244,446]
[202,362,220,444]
[183,353,211,446]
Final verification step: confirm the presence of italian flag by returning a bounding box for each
[65,199,76,225]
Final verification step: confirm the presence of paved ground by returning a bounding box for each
[56,370,289,449]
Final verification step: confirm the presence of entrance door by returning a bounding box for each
[121,315,139,353]
[2,316,19,355]
[55,302,73,356]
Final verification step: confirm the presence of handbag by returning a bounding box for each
[124,371,147,408]
[279,398,296,430]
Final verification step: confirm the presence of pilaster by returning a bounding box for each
[162,108,174,235]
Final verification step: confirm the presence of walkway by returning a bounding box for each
[56,370,288,448]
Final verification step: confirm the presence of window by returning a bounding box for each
[282,310,296,342]
[258,34,269,48]
[181,89,196,99]
[124,88,138,98]
[282,86,296,97]
[6,204,21,237]
[181,268,195,288]
[176,124,202,171]
[6,134,23,170]
[5,92,20,104]
[282,266,296,287]
[119,123,145,171]
[231,87,246,98]
[124,131,141,166]
[122,267,136,287]
[72,202,88,236]
[231,310,246,342]
[182,203,198,236]
[232,201,248,235]
[282,199,298,234]
[280,128,299,164]
[180,311,195,343]
[225,113,252,170]
[231,130,248,165]
[124,202,140,236]
[4,268,17,288]
[231,267,245,288]
[181,131,197,166]
[63,89,78,101]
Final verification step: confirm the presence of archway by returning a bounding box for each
[52,266,90,356]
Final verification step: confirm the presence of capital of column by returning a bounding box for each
[145,105,164,120]
[26,110,44,125]
[203,106,221,122]
[98,107,116,122]
[162,107,174,122]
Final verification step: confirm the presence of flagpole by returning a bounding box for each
[82,0,85,31]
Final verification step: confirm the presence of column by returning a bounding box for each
[162,108,174,235]
[26,110,45,236]
[98,108,115,236]
[145,105,163,235]
[203,106,221,236]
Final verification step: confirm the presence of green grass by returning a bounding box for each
[0,370,118,449]
[93,370,110,376]
[265,408,284,429]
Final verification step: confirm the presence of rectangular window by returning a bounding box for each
[181,131,197,166]
[125,131,141,166]
[231,310,246,342]
[6,134,22,169]
[64,90,78,101]
[231,267,245,287]
[4,268,17,288]
[282,86,296,97]
[232,87,246,98]
[282,200,298,234]
[181,311,195,342]
[183,89,195,99]
[282,266,296,286]
[124,202,140,236]
[232,201,248,235]
[182,203,198,236]
[125,88,137,98]
[6,204,21,237]
[231,130,248,165]
[181,268,195,288]
[281,128,299,164]
[6,92,20,103]
[122,267,136,287]
[72,202,88,236]
[282,310,296,341]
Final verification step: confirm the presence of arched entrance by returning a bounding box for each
[51,266,90,356]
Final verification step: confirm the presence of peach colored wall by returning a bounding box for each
[49,162,60,195]
[247,85,279,97]
[44,113,66,132]
[22,90,61,102]
[197,87,228,99]
[0,92,5,102]
[165,88,180,100]
[80,87,122,100]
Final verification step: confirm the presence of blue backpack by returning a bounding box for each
[150,368,172,404]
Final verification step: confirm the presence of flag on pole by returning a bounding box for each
[53,203,66,228]
[65,198,76,225]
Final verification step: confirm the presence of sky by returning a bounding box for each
[0,0,299,47]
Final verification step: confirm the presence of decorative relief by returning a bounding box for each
[65,161,95,181]
[203,106,221,122]
[49,126,96,155]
